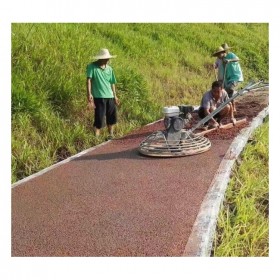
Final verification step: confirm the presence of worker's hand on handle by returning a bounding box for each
[214,120,220,128]
[211,119,220,128]
[224,58,240,64]
[231,117,237,126]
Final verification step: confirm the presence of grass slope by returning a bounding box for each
[11,23,269,182]
[212,119,269,256]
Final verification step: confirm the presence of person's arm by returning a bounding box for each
[224,53,240,64]
[213,58,219,69]
[86,78,94,107]
[111,84,120,105]
[224,58,240,64]
[201,95,219,126]
[203,107,220,126]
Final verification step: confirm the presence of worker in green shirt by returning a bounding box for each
[86,48,120,139]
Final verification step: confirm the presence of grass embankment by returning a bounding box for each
[212,119,269,256]
[12,23,269,182]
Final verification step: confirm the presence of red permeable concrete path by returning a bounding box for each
[12,92,268,256]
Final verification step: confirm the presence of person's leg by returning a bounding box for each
[93,98,106,136]
[106,98,117,138]
[198,106,222,128]
[94,127,101,136]
[107,125,114,136]
[198,107,206,118]
[219,104,230,118]
[213,113,222,124]
[225,82,237,112]
[219,104,236,125]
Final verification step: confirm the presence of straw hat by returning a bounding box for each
[93,48,117,60]
[212,46,226,57]
[222,43,232,50]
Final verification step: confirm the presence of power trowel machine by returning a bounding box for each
[138,80,268,157]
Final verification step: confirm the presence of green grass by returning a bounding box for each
[11,23,269,182]
[212,119,269,256]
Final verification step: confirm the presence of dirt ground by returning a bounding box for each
[192,90,269,140]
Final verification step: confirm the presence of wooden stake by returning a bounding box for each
[194,118,247,136]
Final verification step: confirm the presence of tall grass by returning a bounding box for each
[212,119,269,256]
[11,23,269,182]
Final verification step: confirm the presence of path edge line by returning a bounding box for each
[183,106,269,257]
[11,119,163,189]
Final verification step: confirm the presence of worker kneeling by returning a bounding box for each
[198,80,236,129]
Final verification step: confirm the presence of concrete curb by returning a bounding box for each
[183,106,269,257]
[11,141,110,189]
[11,119,163,189]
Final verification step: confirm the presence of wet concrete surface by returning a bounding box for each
[12,91,268,256]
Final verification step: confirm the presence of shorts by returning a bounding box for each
[225,81,238,98]
[93,98,117,129]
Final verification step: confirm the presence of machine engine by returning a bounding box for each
[162,105,194,145]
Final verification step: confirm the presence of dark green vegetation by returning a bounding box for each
[213,119,269,256]
[12,23,269,182]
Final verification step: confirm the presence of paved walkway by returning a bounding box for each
[12,92,268,256]
[12,121,233,256]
